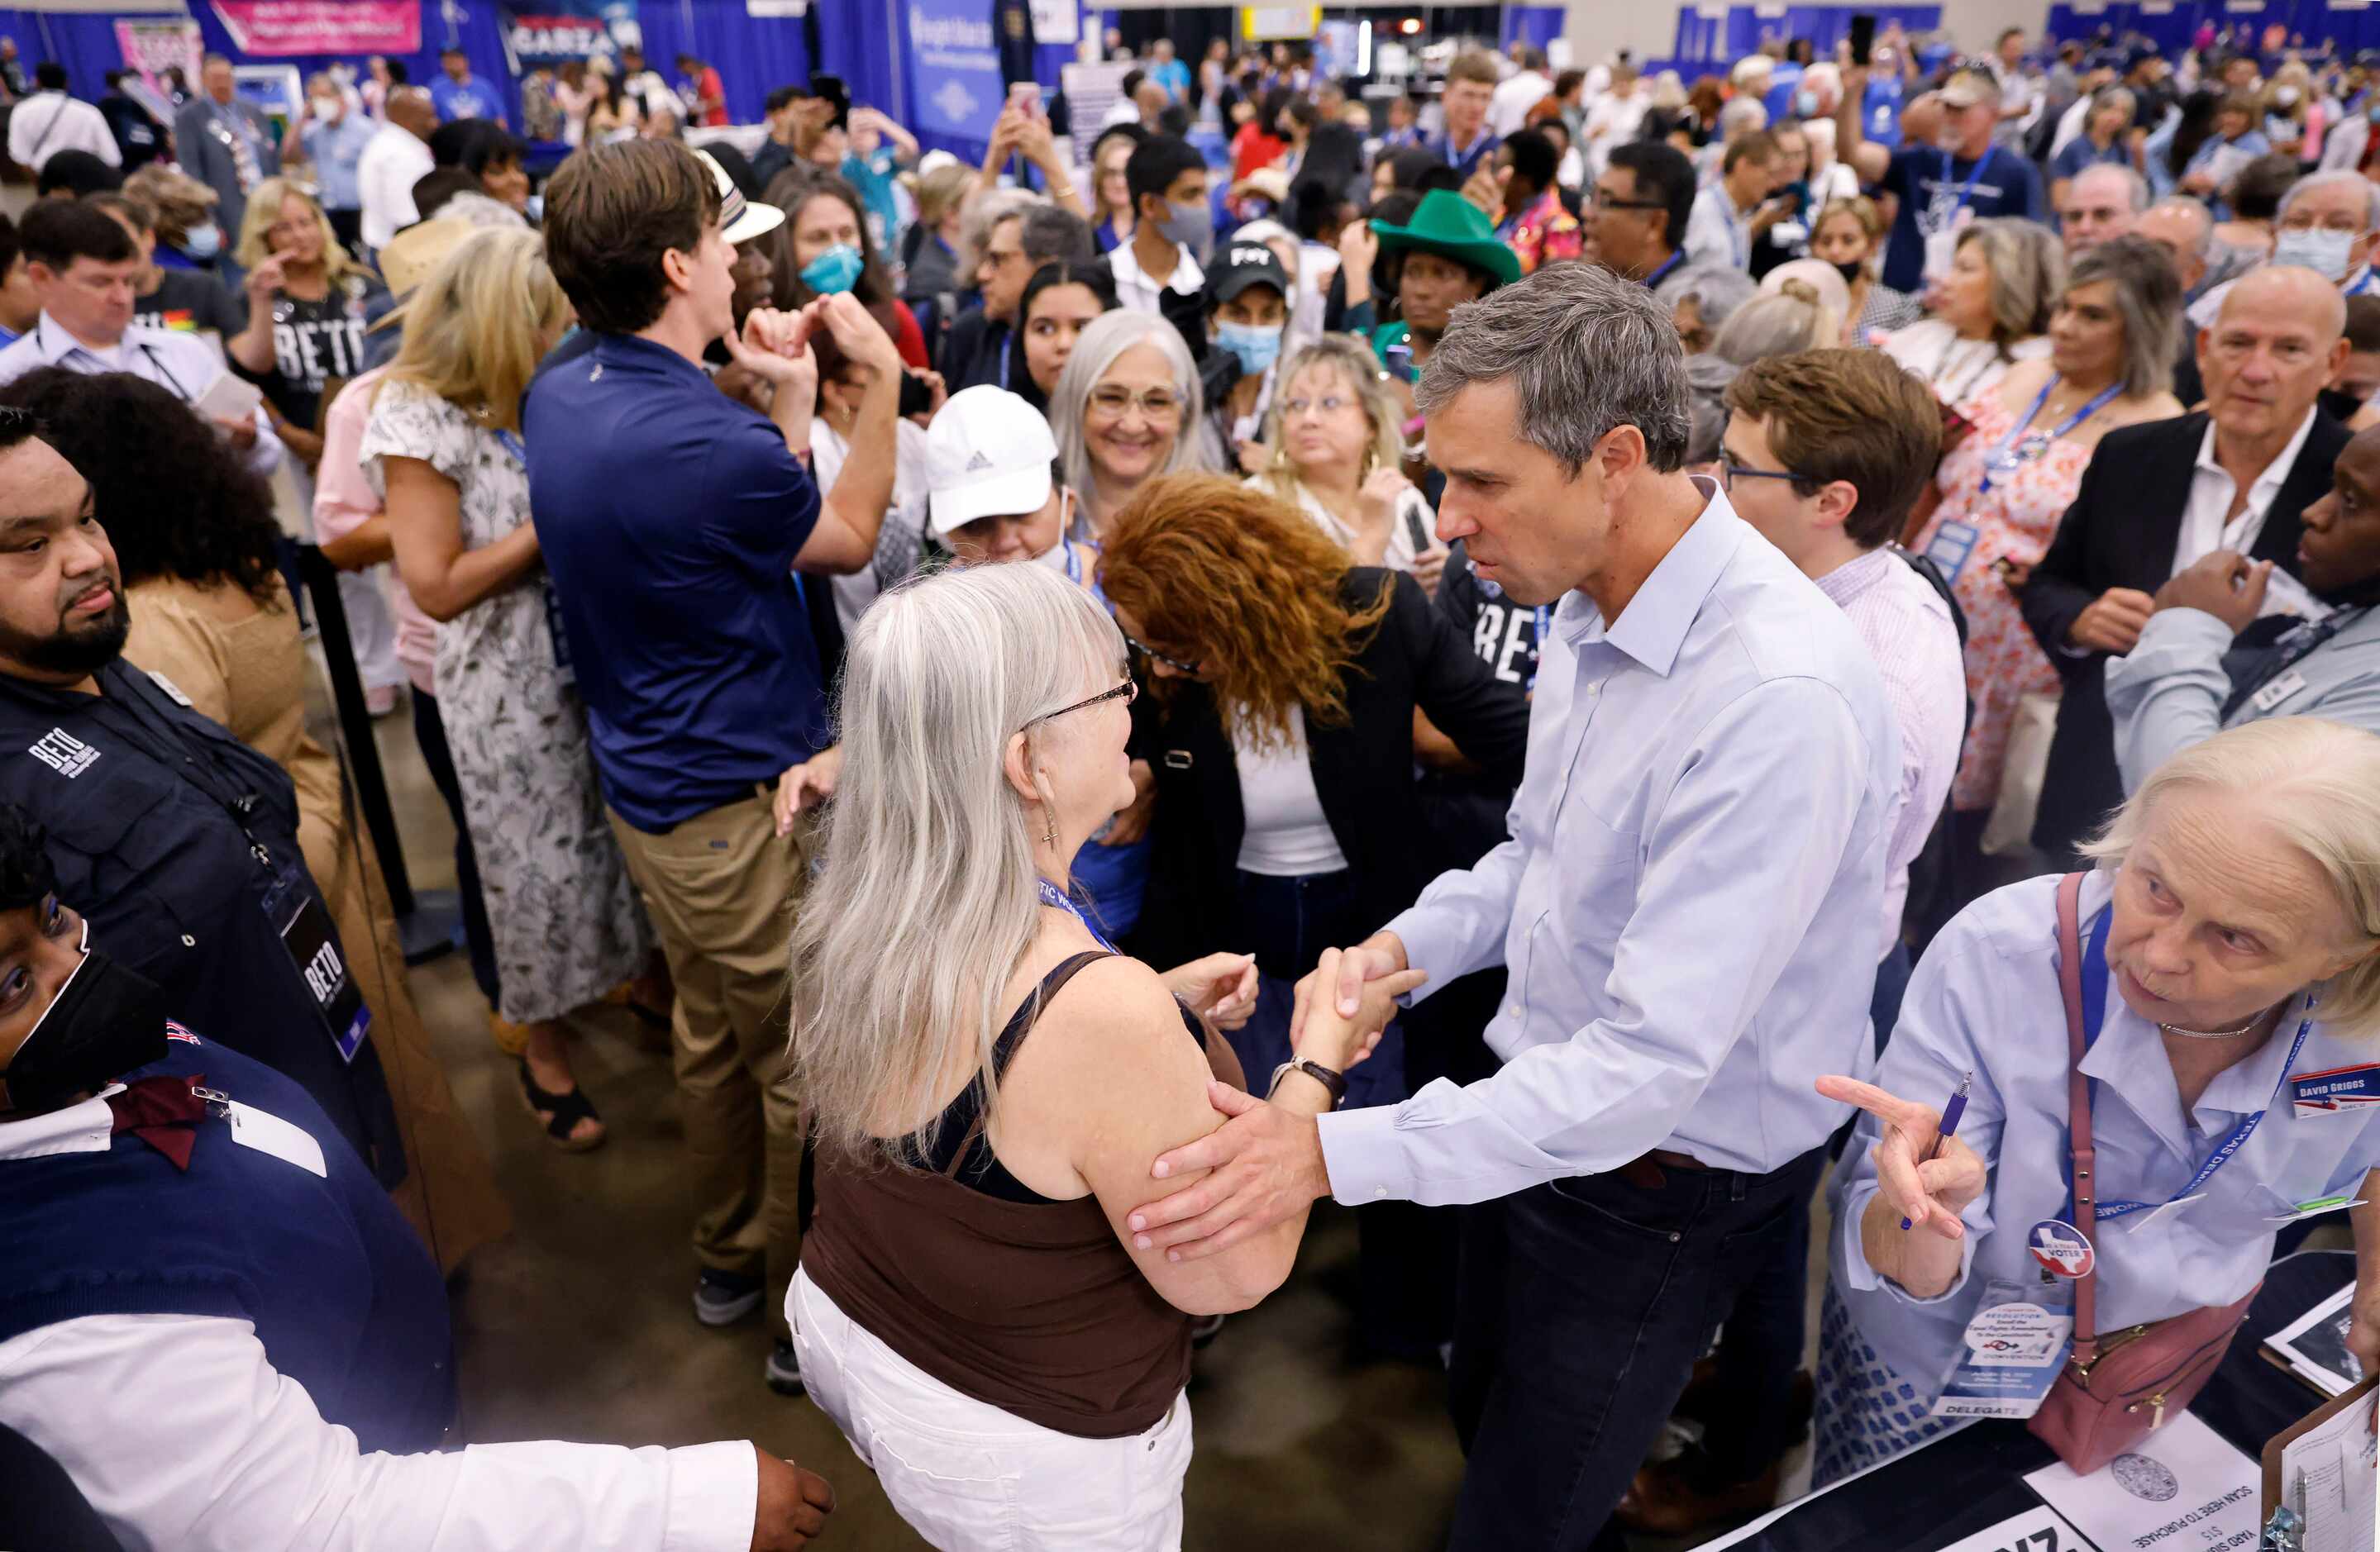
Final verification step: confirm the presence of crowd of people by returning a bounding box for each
[2,17,2380,1552]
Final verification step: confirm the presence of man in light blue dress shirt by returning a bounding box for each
[1127,263,1900,1549]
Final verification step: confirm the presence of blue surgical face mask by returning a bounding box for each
[524,193,544,223]
[1214,318,1283,376]
[1160,198,1214,265]
[799,241,863,296]
[181,221,221,259]
[1796,89,1820,117]
[2274,226,2358,281]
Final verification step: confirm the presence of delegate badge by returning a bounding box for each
[2028,1218,2095,1278]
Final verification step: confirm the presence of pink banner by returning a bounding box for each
[208,1,422,56]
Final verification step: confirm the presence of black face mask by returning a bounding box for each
[2320,385,2368,426]
[1831,258,1867,286]
[0,931,168,1113]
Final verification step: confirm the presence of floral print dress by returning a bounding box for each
[1911,393,2094,813]
[361,378,655,1024]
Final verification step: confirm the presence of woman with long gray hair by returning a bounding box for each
[786,561,1414,1550]
[1050,308,1217,540]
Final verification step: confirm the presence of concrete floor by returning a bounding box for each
[351,659,1822,1550]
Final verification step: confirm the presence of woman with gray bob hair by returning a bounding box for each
[1881,216,2063,405]
[785,561,1409,1550]
[1050,308,1216,539]
[1655,262,1758,355]
[1815,715,2380,1482]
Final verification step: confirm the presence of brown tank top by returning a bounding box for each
[802,951,1224,1439]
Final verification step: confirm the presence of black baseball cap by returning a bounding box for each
[1205,238,1290,306]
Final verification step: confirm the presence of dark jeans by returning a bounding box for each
[1448,1145,1830,1550]
[1228,868,1435,1359]
[412,688,501,1008]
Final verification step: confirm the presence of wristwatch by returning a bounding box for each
[1269,1058,1347,1110]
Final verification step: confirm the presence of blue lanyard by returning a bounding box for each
[493,428,527,465]
[1717,197,1751,270]
[1528,604,1549,691]
[2061,907,2316,1224]
[997,342,1011,390]
[1640,250,1686,291]
[1977,374,2120,493]
[1933,147,1996,227]
[1037,876,1116,952]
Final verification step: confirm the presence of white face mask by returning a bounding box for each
[309,96,340,118]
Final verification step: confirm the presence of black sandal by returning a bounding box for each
[516,1059,607,1152]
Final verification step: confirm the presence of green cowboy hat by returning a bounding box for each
[1370,188,1522,290]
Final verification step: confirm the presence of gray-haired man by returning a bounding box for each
[1123,263,1899,1548]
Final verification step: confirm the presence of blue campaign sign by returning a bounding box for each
[909,0,1004,144]
[503,1,640,68]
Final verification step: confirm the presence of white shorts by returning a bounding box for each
[789,1265,1194,1551]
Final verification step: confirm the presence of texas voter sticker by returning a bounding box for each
[2028,1219,2095,1278]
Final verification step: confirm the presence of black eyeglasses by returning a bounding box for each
[1030,677,1137,726]
[1719,462,1814,494]
[1587,188,1667,212]
[1123,631,1200,676]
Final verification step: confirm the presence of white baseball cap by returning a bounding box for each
[925,387,1059,535]
[694,149,784,246]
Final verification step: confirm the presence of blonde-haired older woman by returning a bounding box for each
[1880,216,2062,405]
[1250,335,1447,595]
[1052,308,1216,540]
[789,559,1411,1550]
[226,176,385,474]
[1811,715,2380,1483]
[1713,277,1841,365]
[362,227,655,1149]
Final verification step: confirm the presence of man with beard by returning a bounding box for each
[2108,418,2380,774]
[0,407,407,1189]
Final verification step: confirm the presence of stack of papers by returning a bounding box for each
[2279,1388,2378,1552]
[2268,1286,2370,1397]
[2025,1414,2262,1552]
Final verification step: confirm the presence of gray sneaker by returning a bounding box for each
[766,1339,805,1396]
[694,1268,763,1326]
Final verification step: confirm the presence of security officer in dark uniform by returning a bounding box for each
[0,406,402,1183]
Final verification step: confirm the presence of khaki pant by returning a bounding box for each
[609,793,807,1342]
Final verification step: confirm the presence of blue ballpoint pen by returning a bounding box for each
[1903,1071,1974,1231]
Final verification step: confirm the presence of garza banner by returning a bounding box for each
[503,0,640,66]
[910,0,1002,144]
[209,2,422,55]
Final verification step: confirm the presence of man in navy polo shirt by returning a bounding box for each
[1837,62,2046,295]
[527,138,904,1394]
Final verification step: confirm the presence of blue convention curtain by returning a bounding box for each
[1667,4,1941,74]
[2041,0,2380,54]
[1501,5,1565,49]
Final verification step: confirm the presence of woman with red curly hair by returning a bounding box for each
[1099,472,1529,1104]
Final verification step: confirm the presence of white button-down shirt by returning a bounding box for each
[7,91,120,172]
[357,121,436,251]
[0,316,282,477]
[1815,547,1966,961]
[1833,869,2380,1402]
[1316,485,1899,1202]
[0,1090,761,1551]
[1105,240,1204,317]
[2173,407,2321,576]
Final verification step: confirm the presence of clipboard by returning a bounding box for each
[2263,1372,2378,1515]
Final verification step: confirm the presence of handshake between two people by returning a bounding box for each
[1124,935,1424,1264]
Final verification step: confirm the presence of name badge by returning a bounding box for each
[2250,669,2311,714]
[1934,1277,2075,1419]
[226,1098,327,1178]
[2291,1063,2380,1117]
[275,886,370,1063]
[1923,519,1982,583]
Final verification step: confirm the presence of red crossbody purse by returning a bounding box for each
[2025,872,2258,1475]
